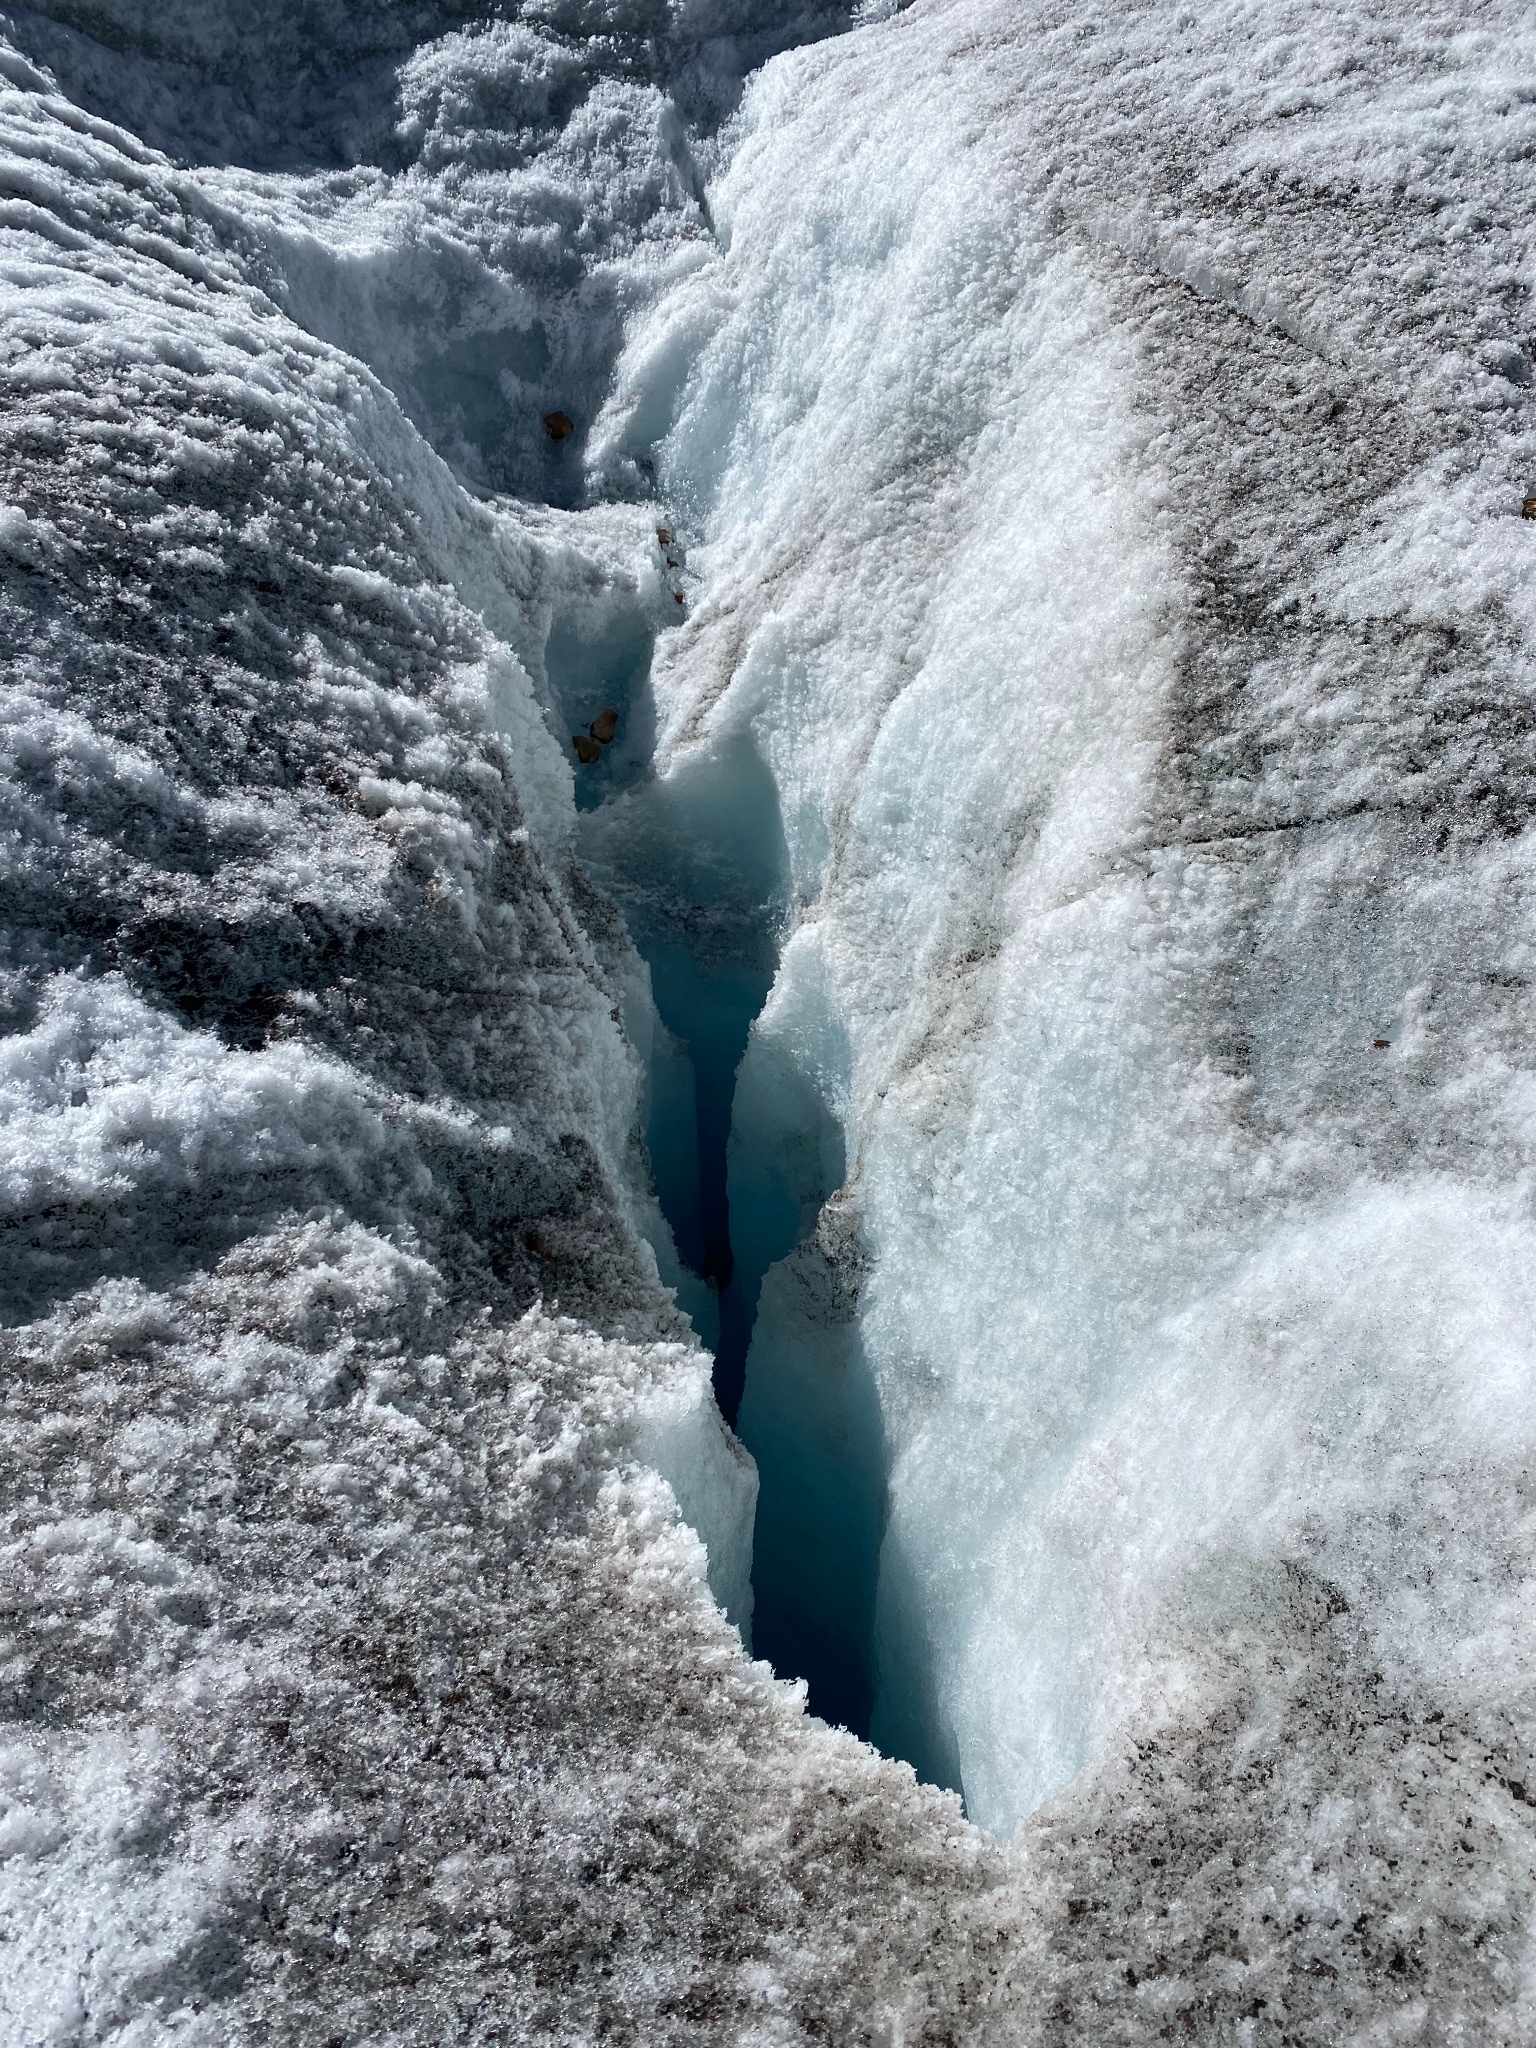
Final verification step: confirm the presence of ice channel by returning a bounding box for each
[215,122,905,1752]
[551,587,900,1755]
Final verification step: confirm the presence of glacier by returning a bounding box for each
[4,0,1536,2039]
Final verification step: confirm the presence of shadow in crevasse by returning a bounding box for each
[556,599,785,1389]
[734,1202,962,1789]
[553,593,956,1781]
[736,1225,884,1735]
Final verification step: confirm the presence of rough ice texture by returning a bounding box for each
[5,0,1536,2042]
[0,26,1019,2045]
[597,0,1536,2031]
[4,1250,1016,2045]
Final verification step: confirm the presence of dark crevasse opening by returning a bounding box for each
[547,590,915,1752]
[729,1068,877,1737]
[724,990,958,1787]
[585,736,783,1415]
[547,590,782,1411]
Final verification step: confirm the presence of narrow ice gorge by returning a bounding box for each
[599,0,1536,1841]
[4,0,1536,2040]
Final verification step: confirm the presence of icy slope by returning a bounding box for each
[598,0,1536,2010]
[0,34,1028,2045]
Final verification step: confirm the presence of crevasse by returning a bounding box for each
[577,57,1181,1802]
[558,574,890,1742]
[587,0,1536,1843]
[11,0,1536,2032]
[86,0,901,1742]
[26,0,1536,1863]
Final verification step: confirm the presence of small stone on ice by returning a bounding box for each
[656,527,675,547]
[543,411,575,440]
[1524,496,1536,519]
[572,733,602,763]
[590,707,618,743]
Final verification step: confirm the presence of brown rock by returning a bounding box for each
[673,590,685,605]
[543,411,575,441]
[1524,496,1536,520]
[590,707,618,744]
[572,733,602,763]
[656,527,675,547]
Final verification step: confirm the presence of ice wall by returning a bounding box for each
[0,29,1039,2041]
[600,0,1536,1919]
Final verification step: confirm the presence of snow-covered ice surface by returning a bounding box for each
[5,0,1536,2038]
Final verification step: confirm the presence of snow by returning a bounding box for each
[5,0,1536,2035]
[3,1244,1006,2043]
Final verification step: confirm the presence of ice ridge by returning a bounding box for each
[600,0,1536,2017]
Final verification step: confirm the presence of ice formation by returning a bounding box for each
[4,0,1536,2038]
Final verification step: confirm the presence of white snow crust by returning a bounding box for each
[6,0,1536,2038]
